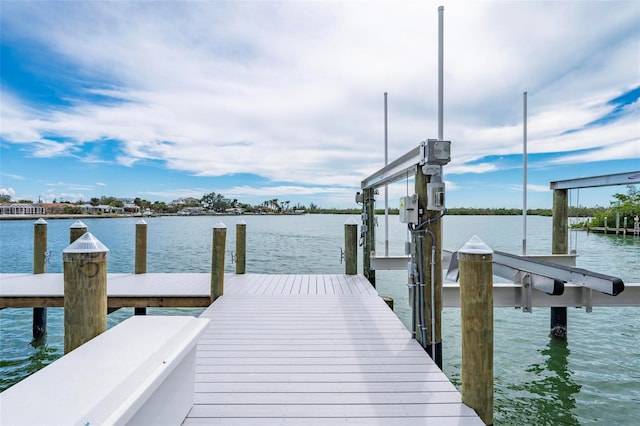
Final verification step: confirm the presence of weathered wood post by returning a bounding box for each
[616,211,620,235]
[551,189,568,338]
[362,188,376,287]
[344,217,358,275]
[135,219,147,315]
[211,221,227,303]
[33,218,48,339]
[70,220,87,243]
[235,220,246,274]
[459,235,493,426]
[63,232,109,354]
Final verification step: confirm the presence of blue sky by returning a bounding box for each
[1,1,638,209]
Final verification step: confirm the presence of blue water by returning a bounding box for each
[1,214,639,424]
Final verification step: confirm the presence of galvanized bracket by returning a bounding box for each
[521,273,533,313]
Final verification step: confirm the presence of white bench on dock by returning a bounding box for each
[0,316,208,425]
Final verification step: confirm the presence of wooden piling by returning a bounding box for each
[69,220,87,243]
[415,168,443,368]
[551,189,568,338]
[344,217,358,275]
[362,188,376,287]
[135,219,147,315]
[235,221,246,275]
[32,218,48,339]
[211,221,227,302]
[459,235,493,426]
[63,232,109,354]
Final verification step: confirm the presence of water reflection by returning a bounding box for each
[498,337,581,425]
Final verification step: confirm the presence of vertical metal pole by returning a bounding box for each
[134,219,147,315]
[384,92,389,257]
[33,218,48,340]
[523,91,528,255]
[438,6,444,141]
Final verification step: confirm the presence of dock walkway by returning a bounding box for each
[186,274,482,425]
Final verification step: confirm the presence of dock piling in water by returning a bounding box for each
[135,219,147,315]
[211,221,227,302]
[69,220,87,243]
[344,217,358,275]
[63,232,109,354]
[32,218,48,340]
[459,235,494,425]
[552,189,569,338]
[235,221,246,274]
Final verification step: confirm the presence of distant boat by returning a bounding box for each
[294,209,305,215]
[142,208,155,217]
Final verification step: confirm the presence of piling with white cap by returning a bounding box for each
[235,220,246,274]
[344,217,358,275]
[69,220,87,243]
[211,221,227,302]
[33,218,48,339]
[458,235,493,425]
[63,232,109,353]
[135,219,148,315]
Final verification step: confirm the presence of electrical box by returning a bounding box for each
[399,195,419,224]
[427,182,445,211]
[421,139,451,165]
[355,192,363,203]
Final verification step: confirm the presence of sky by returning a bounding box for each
[1,1,638,210]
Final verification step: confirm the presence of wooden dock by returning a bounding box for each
[187,274,482,425]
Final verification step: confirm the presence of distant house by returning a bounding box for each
[78,204,124,214]
[225,207,244,215]
[40,203,75,214]
[0,203,45,215]
[171,197,200,206]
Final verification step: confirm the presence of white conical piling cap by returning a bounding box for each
[34,218,48,225]
[345,217,358,225]
[136,219,147,225]
[459,235,492,254]
[213,221,227,229]
[63,232,109,260]
[70,220,87,229]
[237,219,247,225]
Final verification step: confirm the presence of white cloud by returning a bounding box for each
[0,187,16,197]
[0,1,638,206]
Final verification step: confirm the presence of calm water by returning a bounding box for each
[1,214,639,424]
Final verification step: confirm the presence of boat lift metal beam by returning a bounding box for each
[550,171,640,190]
[361,145,420,190]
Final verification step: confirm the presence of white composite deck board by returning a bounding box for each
[193,391,462,405]
[194,381,459,393]
[183,418,482,426]
[187,275,481,425]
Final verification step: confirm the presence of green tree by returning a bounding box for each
[589,186,639,227]
[0,193,10,203]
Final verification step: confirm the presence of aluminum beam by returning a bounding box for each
[443,282,640,308]
[492,250,624,296]
[550,171,640,190]
[361,146,420,190]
